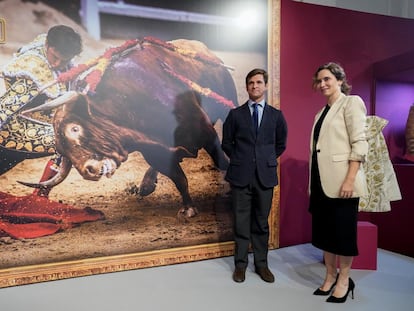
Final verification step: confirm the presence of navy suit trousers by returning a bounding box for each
[231,171,274,268]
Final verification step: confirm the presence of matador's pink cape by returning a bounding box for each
[0,192,105,239]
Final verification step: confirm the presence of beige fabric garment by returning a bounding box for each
[359,116,402,212]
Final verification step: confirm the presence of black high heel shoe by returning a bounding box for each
[326,278,355,303]
[313,275,338,296]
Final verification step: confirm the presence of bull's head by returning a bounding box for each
[20,91,129,188]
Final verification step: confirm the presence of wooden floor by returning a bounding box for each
[0,243,413,311]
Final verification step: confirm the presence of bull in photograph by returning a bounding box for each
[21,38,237,219]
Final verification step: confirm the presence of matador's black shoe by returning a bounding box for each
[233,267,246,283]
[255,266,275,283]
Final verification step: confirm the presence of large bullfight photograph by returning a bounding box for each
[0,0,271,286]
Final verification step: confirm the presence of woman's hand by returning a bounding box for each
[340,180,354,198]
[340,160,360,198]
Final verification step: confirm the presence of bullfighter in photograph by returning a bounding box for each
[0,25,104,239]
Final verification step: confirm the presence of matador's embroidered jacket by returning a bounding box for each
[1,34,71,154]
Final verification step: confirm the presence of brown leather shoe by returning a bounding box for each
[233,267,246,283]
[255,266,275,283]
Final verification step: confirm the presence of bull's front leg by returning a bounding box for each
[138,167,158,196]
[136,142,198,220]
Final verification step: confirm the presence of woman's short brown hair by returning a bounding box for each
[312,62,351,95]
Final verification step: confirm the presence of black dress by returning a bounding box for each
[309,105,359,256]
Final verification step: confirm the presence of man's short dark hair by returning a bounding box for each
[246,68,268,85]
[46,25,82,59]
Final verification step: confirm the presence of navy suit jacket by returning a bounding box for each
[222,101,288,188]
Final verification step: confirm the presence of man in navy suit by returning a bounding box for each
[222,68,287,283]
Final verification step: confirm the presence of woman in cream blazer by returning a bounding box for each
[309,62,368,304]
[311,93,368,198]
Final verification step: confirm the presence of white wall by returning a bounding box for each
[293,0,414,19]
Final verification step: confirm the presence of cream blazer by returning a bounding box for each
[309,93,368,198]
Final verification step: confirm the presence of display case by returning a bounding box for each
[373,50,414,165]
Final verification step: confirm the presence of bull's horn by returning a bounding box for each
[17,157,72,189]
[21,91,79,114]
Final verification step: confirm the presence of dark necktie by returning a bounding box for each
[252,103,259,134]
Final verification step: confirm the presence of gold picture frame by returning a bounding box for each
[0,18,5,44]
[0,0,280,288]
